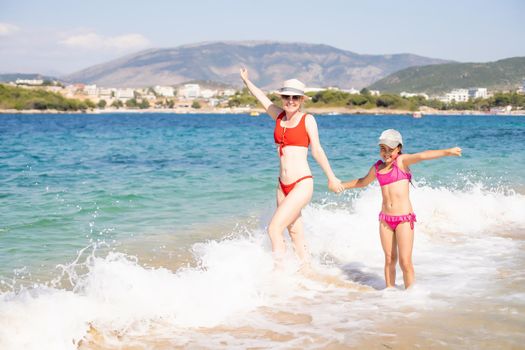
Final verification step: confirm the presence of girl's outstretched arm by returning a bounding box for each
[401,147,462,167]
[342,165,376,190]
[240,68,282,120]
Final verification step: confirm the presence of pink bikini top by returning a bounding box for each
[374,159,412,187]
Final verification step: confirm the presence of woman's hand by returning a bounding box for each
[447,147,462,157]
[240,68,249,83]
[328,177,344,193]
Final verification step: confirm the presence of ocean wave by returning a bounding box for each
[0,184,524,349]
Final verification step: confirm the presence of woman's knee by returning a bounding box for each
[268,221,285,238]
[288,226,304,242]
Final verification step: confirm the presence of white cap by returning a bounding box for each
[277,79,306,96]
[378,129,403,148]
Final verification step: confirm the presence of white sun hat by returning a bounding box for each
[378,129,403,148]
[277,79,306,96]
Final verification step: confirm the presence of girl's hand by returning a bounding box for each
[448,147,462,157]
[328,177,344,193]
[240,68,249,82]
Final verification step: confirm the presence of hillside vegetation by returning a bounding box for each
[229,88,525,111]
[368,57,525,94]
[0,84,95,111]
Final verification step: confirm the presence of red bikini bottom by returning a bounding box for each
[278,176,313,196]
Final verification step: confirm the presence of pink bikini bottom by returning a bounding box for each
[379,212,417,231]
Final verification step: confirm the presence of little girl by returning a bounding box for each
[338,129,461,289]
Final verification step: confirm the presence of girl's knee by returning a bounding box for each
[399,258,413,272]
[384,253,397,266]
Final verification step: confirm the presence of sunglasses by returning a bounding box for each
[281,95,302,101]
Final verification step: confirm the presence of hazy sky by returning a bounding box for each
[1,0,524,75]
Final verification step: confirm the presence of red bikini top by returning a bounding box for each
[273,112,310,156]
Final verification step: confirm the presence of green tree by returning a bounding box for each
[97,99,107,108]
[347,94,368,106]
[360,88,370,95]
[139,100,150,109]
[310,90,350,105]
[111,100,124,109]
[125,98,138,108]
[492,93,511,106]
[228,88,259,107]
[191,100,201,109]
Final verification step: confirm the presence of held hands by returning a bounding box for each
[328,177,344,193]
[447,147,462,157]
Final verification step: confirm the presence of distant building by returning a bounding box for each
[468,88,488,99]
[220,89,236,97]
[342,88,361,95]
[98,88,114,99]
[200,89,218,99]
[444,89,469,103]
[116,88,135,101]
[304,87,324,93]
[369,90,381,96]
[154,85,175,97]
[518,79,525,94]
[208,98,220,107]
[144,94,157,101]
[178,84,200,99]
[16,78,43,85]
[84,84,98,96]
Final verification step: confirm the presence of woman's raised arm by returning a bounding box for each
[240,68,282,120]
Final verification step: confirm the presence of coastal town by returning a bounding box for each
[2,77,525,115]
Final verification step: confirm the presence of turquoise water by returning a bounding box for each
[1,113,524,278]
[1,113,525,349]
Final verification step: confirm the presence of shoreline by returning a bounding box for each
[1,107,524,116]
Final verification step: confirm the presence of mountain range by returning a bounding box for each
[369,57,525,94]
[0,73,57,83]
[63,41,450,89]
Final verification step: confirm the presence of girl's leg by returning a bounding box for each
[395,222,415,289]
[269,179,313,258]
[379,221,397,288]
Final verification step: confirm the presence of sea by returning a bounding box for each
[0,113,524,349]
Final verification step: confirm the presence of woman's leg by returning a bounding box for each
[287,215,308,261]
[396,222,415,289]
[269,179,313,258]
[379,221,398,288]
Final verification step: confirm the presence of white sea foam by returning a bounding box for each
[0,184,524,349]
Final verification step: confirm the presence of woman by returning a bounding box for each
[240,68,343,261]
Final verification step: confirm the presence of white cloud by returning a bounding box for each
[0,22,20,36]
[60,32,150,50]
